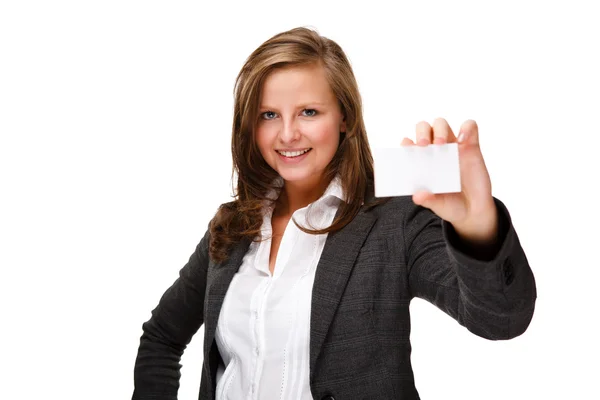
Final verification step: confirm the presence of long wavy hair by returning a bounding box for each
[208,26,385,264]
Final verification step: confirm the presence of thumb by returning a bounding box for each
[412,190,442,209]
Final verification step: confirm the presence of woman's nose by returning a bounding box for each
[278,119,300,143]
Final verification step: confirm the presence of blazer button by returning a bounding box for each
[321,395,335,400]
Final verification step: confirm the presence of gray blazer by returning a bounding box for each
[132,196,536,400]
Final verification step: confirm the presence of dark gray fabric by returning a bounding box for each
[132,196,536,400]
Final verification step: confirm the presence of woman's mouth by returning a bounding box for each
[276,148,311,158]
[275,148,312,163]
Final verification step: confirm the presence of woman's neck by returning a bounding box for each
[275,177,329,217]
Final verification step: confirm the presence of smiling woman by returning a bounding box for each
[207,27,380,267]
[132,26,537,400]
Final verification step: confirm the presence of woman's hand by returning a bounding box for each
[401,118,498,246]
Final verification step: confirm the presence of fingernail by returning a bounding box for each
[458,131,467,143]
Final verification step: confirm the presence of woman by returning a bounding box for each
[132,27,536,400]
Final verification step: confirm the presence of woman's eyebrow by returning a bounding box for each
[259,102,327,109]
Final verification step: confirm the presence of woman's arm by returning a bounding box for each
[404,197,537,340]
[132,228,211,399]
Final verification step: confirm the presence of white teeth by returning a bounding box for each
[277,149,310,157]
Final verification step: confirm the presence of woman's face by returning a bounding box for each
[256,64,346,189]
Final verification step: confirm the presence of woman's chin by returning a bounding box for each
[278,172,310,183]
[277,170,320,185]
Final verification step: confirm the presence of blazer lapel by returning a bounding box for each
[309,207,378,382]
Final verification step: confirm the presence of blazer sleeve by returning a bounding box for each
[132,227,211,399]
[404,197,537,340]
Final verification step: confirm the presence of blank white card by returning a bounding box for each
[373,143,461,197]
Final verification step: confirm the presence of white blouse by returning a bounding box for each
[214,176,344,400]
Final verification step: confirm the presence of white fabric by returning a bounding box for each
[214,176,344,400]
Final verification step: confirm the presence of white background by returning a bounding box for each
[1,0,599,399]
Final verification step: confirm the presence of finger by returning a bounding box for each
[401,137,415,146]
[432,117,456,144]
[412,190,435,206]
[415,121,432,146]
[458,119,479,146]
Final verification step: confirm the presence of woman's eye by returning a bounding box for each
[261,111,277,120]
[260,109,317,120]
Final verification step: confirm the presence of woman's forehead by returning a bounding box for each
[260,65,335,105]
